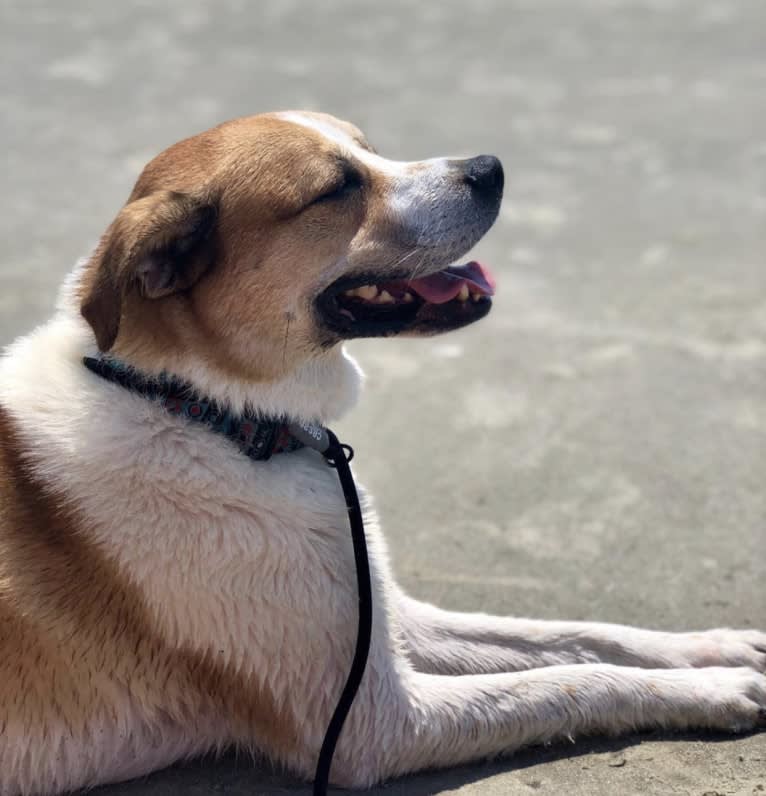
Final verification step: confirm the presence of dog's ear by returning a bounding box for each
[81,190,217,351]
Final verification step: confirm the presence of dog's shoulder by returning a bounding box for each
[0,313,359,657]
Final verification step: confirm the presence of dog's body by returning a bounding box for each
[0,112,764,795]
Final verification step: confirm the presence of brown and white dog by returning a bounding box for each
[0,111,764,795]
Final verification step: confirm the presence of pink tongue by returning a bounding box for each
[406,261,496,305]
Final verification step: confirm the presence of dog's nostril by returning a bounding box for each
[463,155,504,198]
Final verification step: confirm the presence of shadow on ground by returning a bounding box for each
[92,729,765,795]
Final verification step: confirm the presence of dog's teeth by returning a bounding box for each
[344,287,359,298]
[378,290,395,303]
[471,291,482,302]
[403,292,414,303]
[356,285,378,301]
[457,284,470,302]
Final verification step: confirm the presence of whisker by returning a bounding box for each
[282,312,292,368]
[390,247,420,271]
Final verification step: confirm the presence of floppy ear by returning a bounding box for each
[80,190,217,351]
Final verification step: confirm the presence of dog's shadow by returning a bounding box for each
[87,729,757,795]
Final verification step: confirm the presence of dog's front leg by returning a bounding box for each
[330,658,766,786]
[396,592,766,674]
[279,522,764,787]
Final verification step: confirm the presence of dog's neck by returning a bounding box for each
[60,264,364,425]
[100,343,363,425]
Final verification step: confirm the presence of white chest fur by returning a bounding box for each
[0,313,376,675]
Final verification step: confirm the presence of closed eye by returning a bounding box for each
[310,167,363,207]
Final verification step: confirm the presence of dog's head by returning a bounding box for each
[80,112,502,383]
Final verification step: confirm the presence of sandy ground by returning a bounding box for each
[1,1,764,794]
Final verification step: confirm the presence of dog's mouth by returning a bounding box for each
[316,261,496,339]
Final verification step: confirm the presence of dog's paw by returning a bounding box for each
[655,666,766,733]
[691,666,766,731]
[675,628,766,671]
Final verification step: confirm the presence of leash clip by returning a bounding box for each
[286,421,354,466]
[286,421,331,454]
[324,442,354,467]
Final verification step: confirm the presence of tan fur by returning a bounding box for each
[79,114,377,383]
[0,404,301,768]
[80,190,218,351]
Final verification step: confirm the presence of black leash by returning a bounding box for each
[287,425,373,795]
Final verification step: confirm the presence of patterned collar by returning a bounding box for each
[83,356,310,461]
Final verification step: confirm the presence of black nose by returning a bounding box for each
[463,155,504,199]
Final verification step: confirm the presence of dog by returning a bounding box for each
[0,111,764,795]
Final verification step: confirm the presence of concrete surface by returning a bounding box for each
[1,0,765,794]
